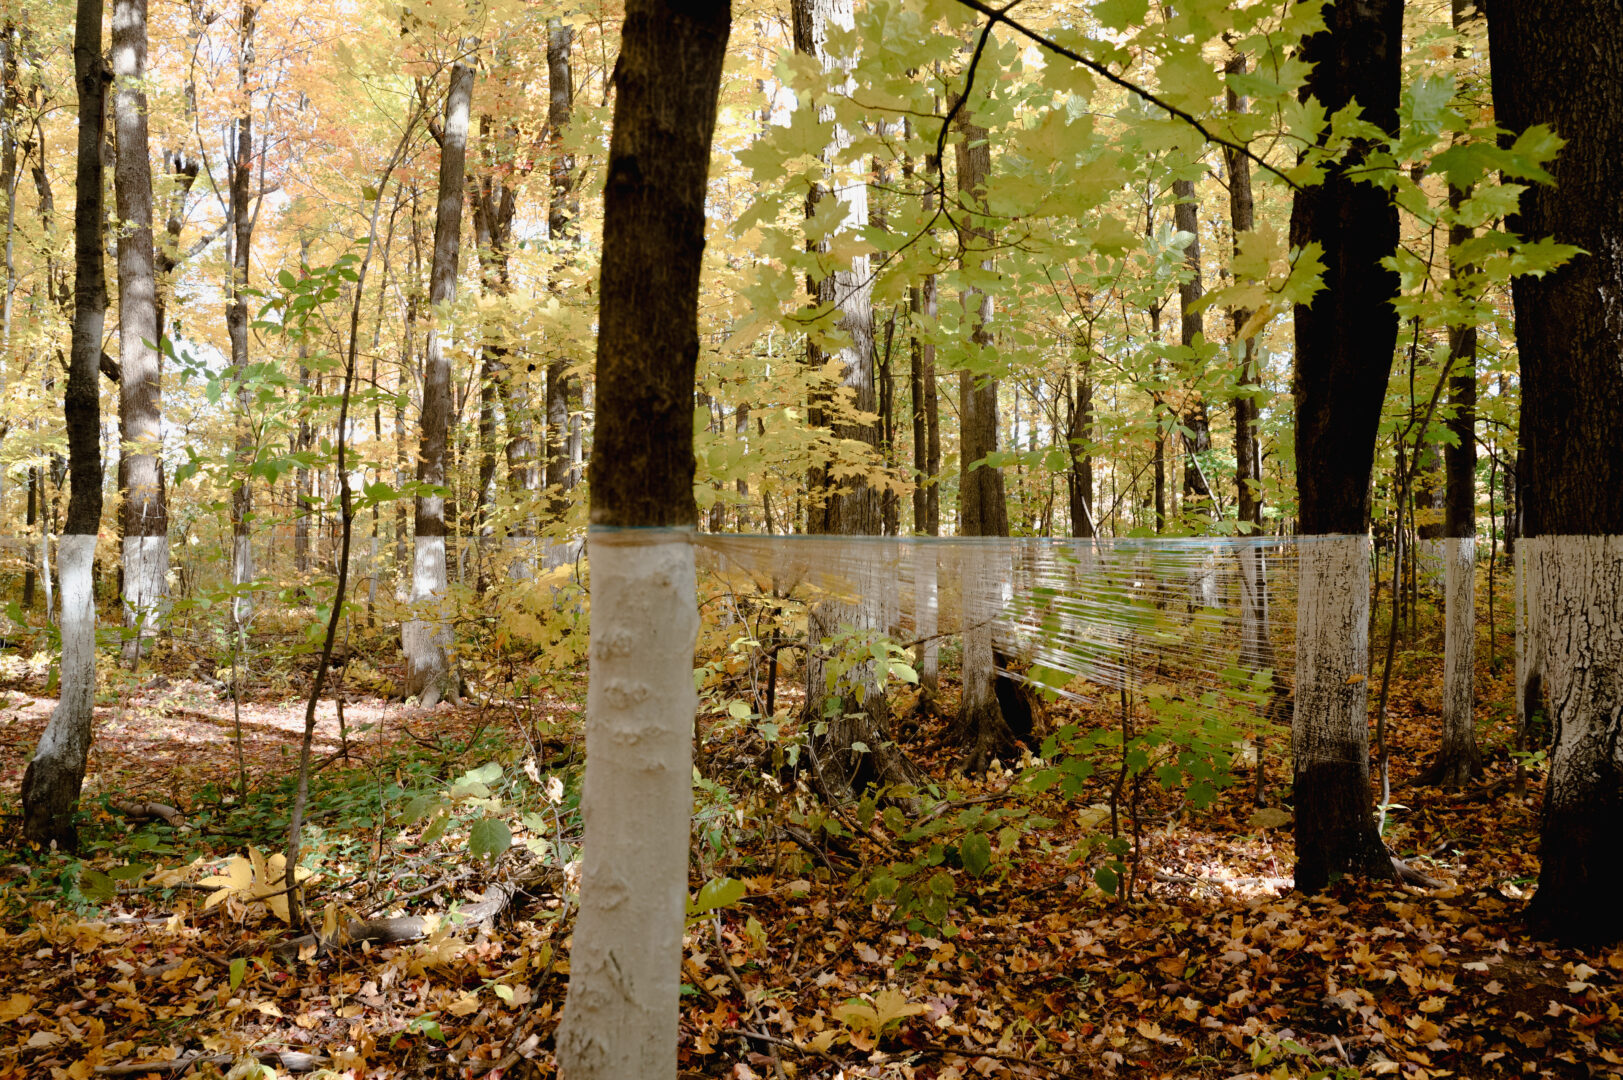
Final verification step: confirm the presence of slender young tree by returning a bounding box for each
[553,0,729,1073]
[1427,0,1485,788]
[1487,0,1623,945]
[1172,176,1212,519]
[1288,0,1404,893]
[1223,51,1263,534]
[401,59,474,706]
[1222,51,1273,678]
[21,0,107,851]
[112,0,165,664]
[542,17,577,513]
[906,128,942,703]
[225,0,256,625]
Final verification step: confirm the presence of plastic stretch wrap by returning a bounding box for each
[680,533,1339,724]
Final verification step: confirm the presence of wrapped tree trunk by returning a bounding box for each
[112,0,165,664]
[1288,0,1403,893]
[1487,0,1623,945]
[401,60,473,706]
[21,0,107,852]
[552,0,728,1073]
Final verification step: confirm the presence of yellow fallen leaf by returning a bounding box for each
[0,993,31,1022]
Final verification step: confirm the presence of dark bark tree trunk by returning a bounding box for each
[21,0,108,852]
[1224,52,1263,533]
[954,106,1014,774]
[112,0,165,664]
[1066,362,1094,538]
[909,148,941,540]
[1487,0,1623,945]
[542,18,578,518]
[402,59,474,706]
[1288,0,1404,894]
[1172,177,1211,518]
[556,4,729,1070]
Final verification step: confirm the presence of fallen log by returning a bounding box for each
[112,799,186,829]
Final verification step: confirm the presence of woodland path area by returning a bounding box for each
[0,632,1617,1080]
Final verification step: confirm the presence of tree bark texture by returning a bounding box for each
[1292,535,1392,891]
[554,1,728,1075]
[402,60,473,706]
[21,0,108,852]
[226,0,255,624]
[1487,0,1623,944]
[112,0,166,662]
[954,107,1012,773]
[543,17,577,514]
[1224,51,1263,533]
[1172,177,1211,515]
[1287,0,1404,890]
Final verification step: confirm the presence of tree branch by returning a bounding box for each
[948,0,1300,191]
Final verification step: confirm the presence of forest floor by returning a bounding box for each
[0,614,1620,1080]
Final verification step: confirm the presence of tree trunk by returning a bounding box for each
[1287,0,1404,893]
[21,0,107,852]
[908,245,940,698]
[553,2,728,1075]
[225,0,256,626]
[1487,0,1623,945]
[1172,177,1211,519]
[954,106,1013,774]
[402,60,473,707]
[1066,363,1094,538]
[1429,12,1485,785]
[112,0,165,663]
[1224,51,1263,535]
[1223,51,1272,678]
[793,0,920,795]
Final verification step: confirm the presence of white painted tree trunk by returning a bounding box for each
[556,531,697,1079]
[1438,536,1479,775]
[1523,536,1623,930]
[402,535,453,706]
[1292,533,1389,889]
[25,535,97,836]
[120,535,167,657]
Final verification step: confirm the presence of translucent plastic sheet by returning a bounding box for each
[685,533,1331,722]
